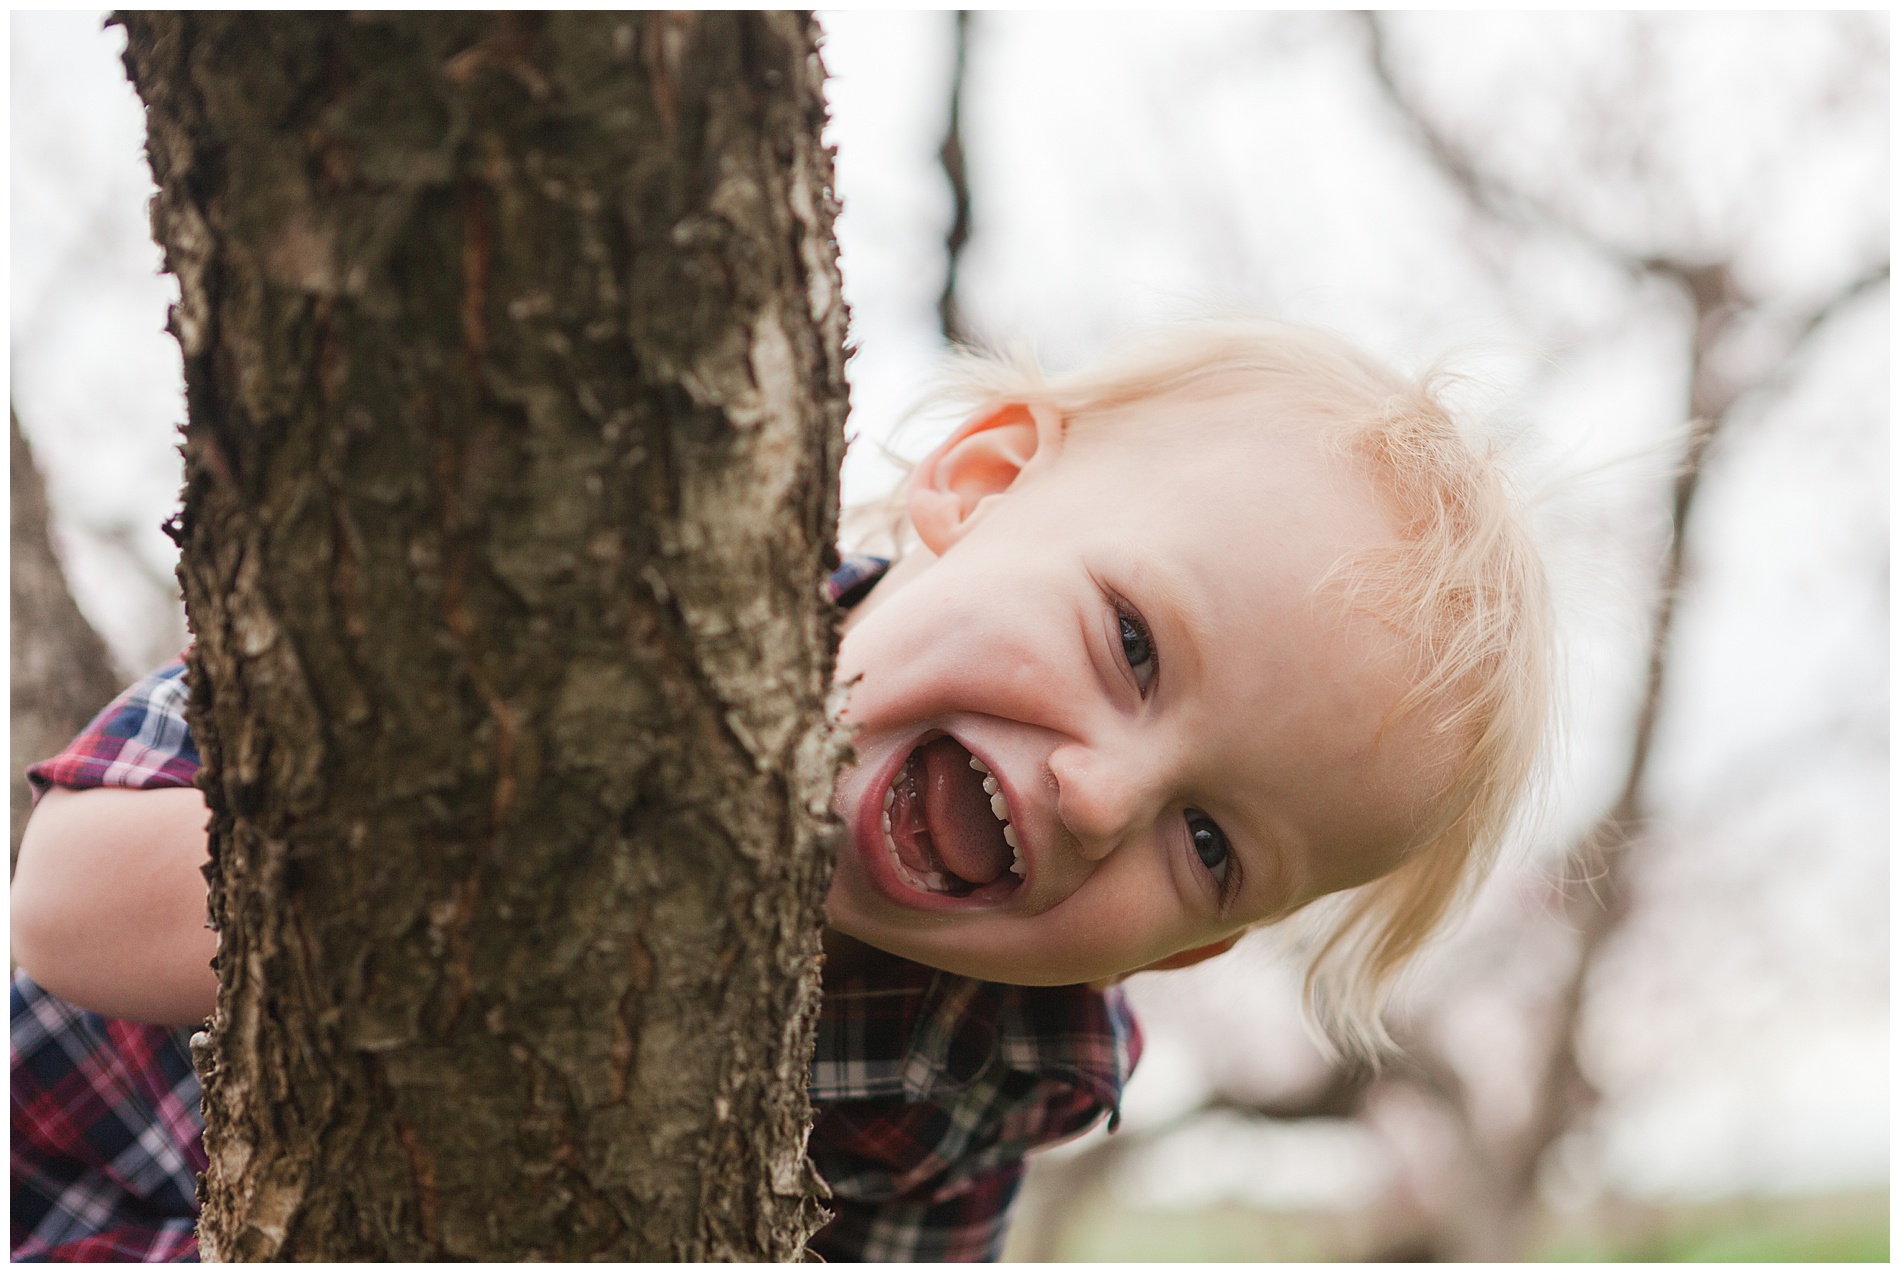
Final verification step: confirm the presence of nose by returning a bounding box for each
[1047,743,1154,862]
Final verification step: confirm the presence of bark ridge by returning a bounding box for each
[120,12,849,1259]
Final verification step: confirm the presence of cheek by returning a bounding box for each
[838,608,960,703]
[839,572,983,670]
[1067,851,1192,953]
[840,604,1061,723]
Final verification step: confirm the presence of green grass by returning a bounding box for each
[1010,1190,1889,1262]
[1536,1191,1890,1263]
[1028,1202,1373,1262]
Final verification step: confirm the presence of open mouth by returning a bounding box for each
[878,734,1025,901]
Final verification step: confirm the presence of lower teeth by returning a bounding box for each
[880,757,1022,895]
[881,805,943,893]
[884,820,970,895]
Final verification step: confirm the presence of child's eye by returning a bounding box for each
[1186,809,1232,890]
[1117,608,1158,695]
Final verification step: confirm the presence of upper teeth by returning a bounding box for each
[881,751,1028,885]
[971,754,1025,878]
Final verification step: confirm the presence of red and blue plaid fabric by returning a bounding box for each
[809,956,1138,1260]
[24,658,198,798]
[10,975,205,1263]
[824,553,893,609]
[12,557,1140,1262]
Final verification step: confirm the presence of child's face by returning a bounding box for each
[826,385,1451,986]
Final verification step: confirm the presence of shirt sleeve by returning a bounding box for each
[25,658,200,797]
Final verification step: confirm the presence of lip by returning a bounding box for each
[851,730,1028,912]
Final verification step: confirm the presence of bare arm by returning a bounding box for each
[11,785,217,1026]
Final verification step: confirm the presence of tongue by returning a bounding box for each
[918,736,1012,886]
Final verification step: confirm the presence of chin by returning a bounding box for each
[824,875,1099,988]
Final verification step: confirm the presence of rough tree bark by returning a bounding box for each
[118,12,849,1260]
[11,411,123,870]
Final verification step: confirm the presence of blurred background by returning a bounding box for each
[11,11,1888,1260]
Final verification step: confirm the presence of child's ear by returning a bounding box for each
[907,402,1059,553]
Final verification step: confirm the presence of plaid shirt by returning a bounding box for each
[21,658,199,798]
[13,557,1140,1262]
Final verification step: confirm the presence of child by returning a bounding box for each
[11,321,1549,1261]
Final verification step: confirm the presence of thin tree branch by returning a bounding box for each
[937,9,973,345]
[1357,11,1648,283]
[1793,262,1890,348]
[1495,197,1890,1260]
[1354,15,1891,1257]
[1026,18,1886,1259]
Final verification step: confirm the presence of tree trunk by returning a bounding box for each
[10,410,122,871]
[118,12,849,1260]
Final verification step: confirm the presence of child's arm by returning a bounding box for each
[10,785,217,1026]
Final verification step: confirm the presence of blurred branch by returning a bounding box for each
[1785,263,1889,352]
[1358,11,1650,282]
[1738,263,1891,418]
[1353,15,1892,1258]
[1361,9,1888,411]
[1009,1065,1375,1261]
[72,517,185,611]
[1207,1065,1374,1122]
[1480,240,1886,1264]
[11,409,121,870]
[70,517,190,675]
[937,10,973,344]
[1019,19,1886,1260]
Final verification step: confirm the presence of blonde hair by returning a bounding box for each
[903,320,1553,1055]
